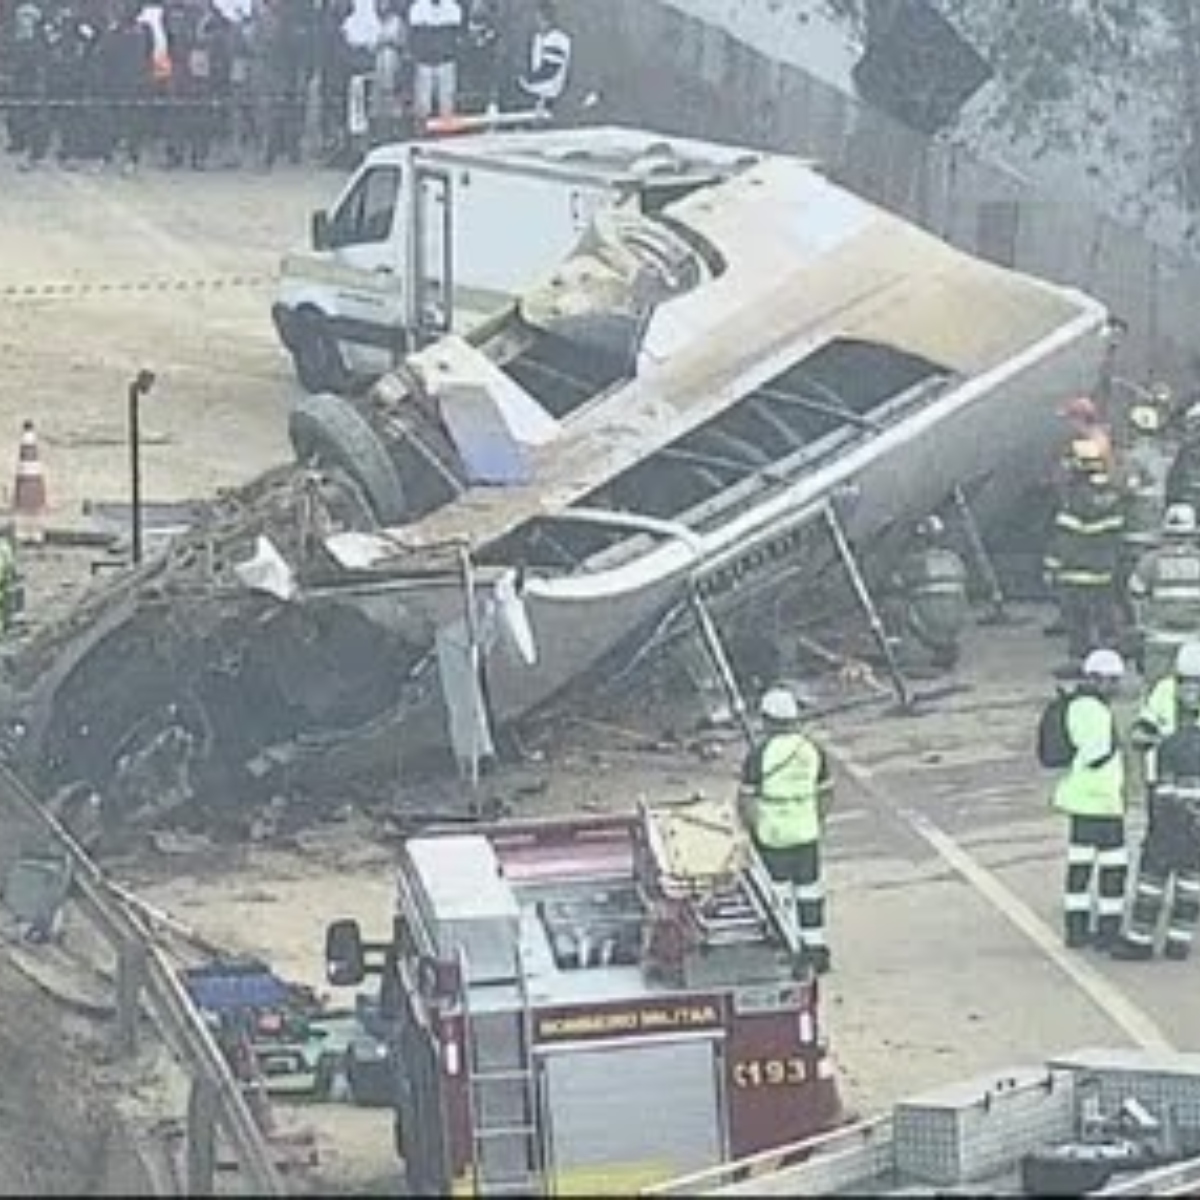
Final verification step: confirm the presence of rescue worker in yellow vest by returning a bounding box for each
[739,686,833,974]
[888,515,970,672]
[1113,682,1200,962]
[1128,504,1200,684]
[1044,444,1125,671]
[1131,642,1200,831]
[1054,648,1128,949]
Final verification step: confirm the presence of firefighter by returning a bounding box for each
[739,686,833,974]
[888,515,970,672]
[1044,443,1125,671]
[1128,504,1200,684]
[1059,395,1115,481]
[1053,648,1128,950]
[1121,400,1171,559]
[1166,404,1200,512]
[1112,679,1200,961]
[1131,641,1200,799]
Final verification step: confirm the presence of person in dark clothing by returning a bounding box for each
[316,0,354,162]
[1044,451,1125,672]
[193,2,233,167]
[458,0,499,114]
[1167,404,1200,513]
[516,0,571,114]
[1112,680,1200,961]
[261,0,315,167]
[6,0,50,166]
[93,0,153,171]
[44,2,101,165]
[162,0,196,168]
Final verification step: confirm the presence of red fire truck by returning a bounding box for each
[325,796,843,1195]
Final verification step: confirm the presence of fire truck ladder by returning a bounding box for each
[685,847,804,959]
[640,799,804,959]
[460,948,545,1196]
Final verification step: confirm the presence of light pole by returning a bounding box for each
[128,369,156,566]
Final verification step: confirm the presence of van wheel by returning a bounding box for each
[293,310,351,395]
[289,392,408,526]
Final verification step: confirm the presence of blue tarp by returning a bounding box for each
[182,960,290,1013]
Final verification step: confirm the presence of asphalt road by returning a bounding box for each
[817,604,1191,1116]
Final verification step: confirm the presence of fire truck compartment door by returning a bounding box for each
[540,1037,724,1194]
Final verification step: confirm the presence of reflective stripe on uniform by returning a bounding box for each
[1064,892,1093,913]
[1057,513,1124,534]
[1056,571,1114,585]
[1097,894,1126,917]
[795,882,825,903]
[1097,847,1130,869]
[1068,842,1098,865]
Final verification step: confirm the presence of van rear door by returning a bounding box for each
[321,161,408,377]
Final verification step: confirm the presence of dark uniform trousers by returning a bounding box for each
[1065,815,1128,946]
[1124,790,1200,958]
[757,841,826,954]
[1045,491,1124,662]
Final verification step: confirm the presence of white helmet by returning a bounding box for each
[1129,403,1162,434]
[1164,504,1198,536]
[1177,642,1200,679]
[760,686,800,723]
[1082,648,1125,680]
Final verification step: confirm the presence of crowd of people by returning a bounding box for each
[1035,382,1200,964]
[0,0,573,173]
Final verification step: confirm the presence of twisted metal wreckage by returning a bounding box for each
[3,140,1112,826]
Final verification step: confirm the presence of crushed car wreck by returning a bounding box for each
[2,128,1111,826]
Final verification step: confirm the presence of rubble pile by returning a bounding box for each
[0,466,425,834]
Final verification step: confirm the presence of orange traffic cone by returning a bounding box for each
[12,420,47,544]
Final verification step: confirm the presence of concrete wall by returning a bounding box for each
[558,0,1200,390]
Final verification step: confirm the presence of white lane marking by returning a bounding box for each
[832,751,1174,1053]
[826,810,869,827]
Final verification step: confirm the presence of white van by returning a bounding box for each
[271,126,763,392]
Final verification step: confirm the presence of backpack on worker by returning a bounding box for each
[1036,689,1075,769]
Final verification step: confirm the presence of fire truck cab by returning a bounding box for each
[325,796,843,1195]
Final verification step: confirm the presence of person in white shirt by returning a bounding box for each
[517,0,570,113]
[408,0,462,122]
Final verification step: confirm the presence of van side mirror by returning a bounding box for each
[326,918,366,986]
[312,209,331,251]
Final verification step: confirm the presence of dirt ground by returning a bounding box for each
[0,160,330,523]
[0,153,336,1194]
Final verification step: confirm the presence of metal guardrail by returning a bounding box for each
[1100,1155,1200,1196]
[0,760,285,1196]
[642,1117,891,1195]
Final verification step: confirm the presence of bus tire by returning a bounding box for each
[289,393,408,526]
